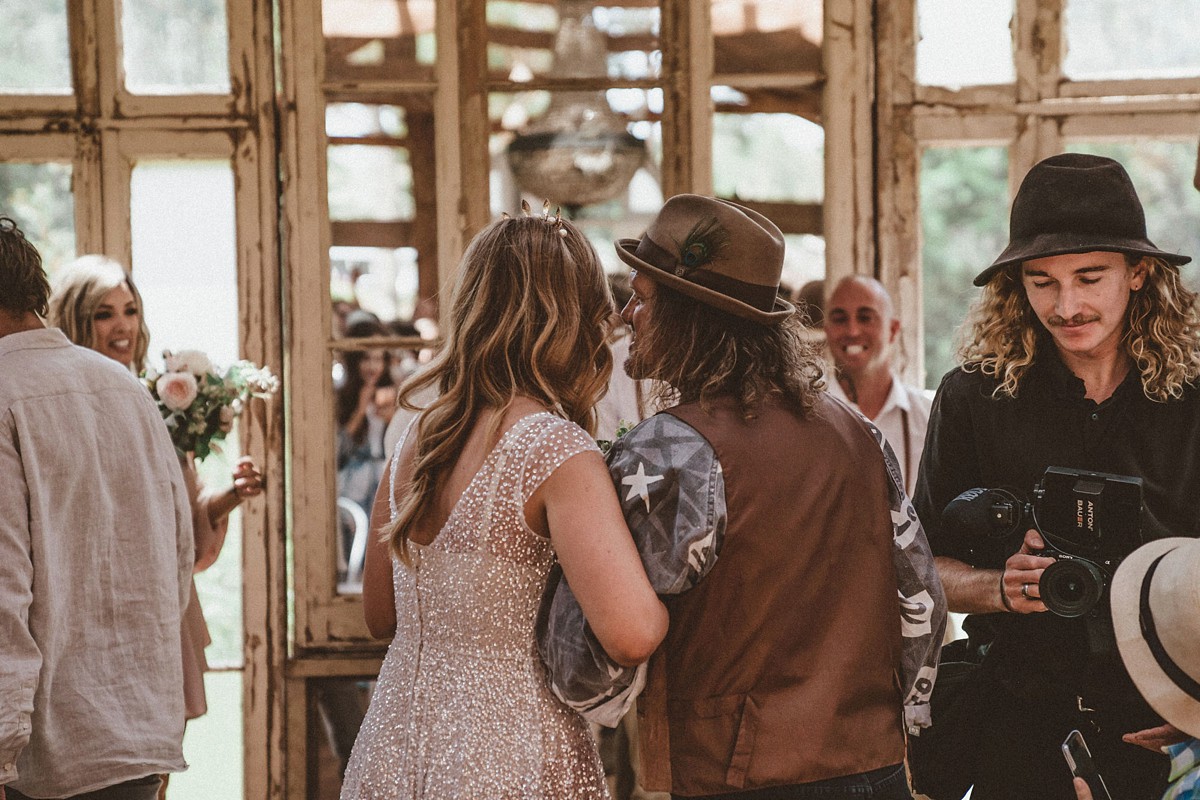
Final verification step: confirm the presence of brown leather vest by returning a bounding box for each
[638,394,905,796]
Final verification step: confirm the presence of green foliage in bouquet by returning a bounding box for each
[596,419,635,457]
[143,349,280,461]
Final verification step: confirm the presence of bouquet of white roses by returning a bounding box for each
[143,349,280,460]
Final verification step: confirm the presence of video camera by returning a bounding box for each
[943,467,1145,618]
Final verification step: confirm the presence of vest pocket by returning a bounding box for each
[669,693,761,790]
[726,694,760,787]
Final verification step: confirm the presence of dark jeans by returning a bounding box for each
[673,763,912,800]
[7,775,162,800]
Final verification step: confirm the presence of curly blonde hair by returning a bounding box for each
[383,216,614,561]
[627,281,826,419]
[958,256,1200,401]
[47,255,151,372]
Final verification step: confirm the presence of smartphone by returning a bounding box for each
[1062,729,1113,800]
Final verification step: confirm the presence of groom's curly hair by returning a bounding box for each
[628,280,825,419]
[0,217,50,318]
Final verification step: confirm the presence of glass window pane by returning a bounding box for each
[488,0,661,82]
[331,246,421,336]
[920,146,1010,389]
[0,162,75,277]
[130,160,244,797]
[327,103,409,139]
[0,3,72,94]
[712,0,822,75]
[1064,140,1200,265]
[131,158,245,678]
[783,234,825,300]
[1064,1,1200,81]
[328,146,415,221]
[713,113,824,203]
[173,671,244,799]
[131,160,238,364]
[916,0,1014,88]
[324,0,436,81]
[122,0,231,94]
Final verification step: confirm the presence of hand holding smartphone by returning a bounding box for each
[1063,729,1113,800]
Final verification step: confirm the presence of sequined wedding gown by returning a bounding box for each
[340,412,610,800]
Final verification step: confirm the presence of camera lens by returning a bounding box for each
[1039,558,1104,618]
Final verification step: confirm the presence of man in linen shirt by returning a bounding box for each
[825,275,932,495]
[0,218,193,800]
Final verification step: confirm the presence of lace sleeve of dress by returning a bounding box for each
[513,415,600,506]
[387,415,421,518]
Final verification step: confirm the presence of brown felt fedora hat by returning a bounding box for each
[974,153,1191,287]
[615,194,794,326]
[1111,538,1200,739]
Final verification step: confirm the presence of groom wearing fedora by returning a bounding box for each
[539,194,946,799]
[913,153,1200,799]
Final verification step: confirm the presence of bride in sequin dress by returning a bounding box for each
[340,213,668,800]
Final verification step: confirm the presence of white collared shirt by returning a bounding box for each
[0,328,192,797]
[827,374,933,496]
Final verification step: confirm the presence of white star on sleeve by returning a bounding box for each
[622,462,664,513]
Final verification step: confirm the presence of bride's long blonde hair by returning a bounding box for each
[383,215,614,561]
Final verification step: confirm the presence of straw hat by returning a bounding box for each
[974,153,1191,287]
[1111,537,1200,738]
[615,194,794,326]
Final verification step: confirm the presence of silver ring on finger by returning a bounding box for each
[1021,582,1033,600]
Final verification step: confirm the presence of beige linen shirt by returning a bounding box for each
[827,375,933,496]
[0,328,193,797]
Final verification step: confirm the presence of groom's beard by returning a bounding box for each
[623,337,651,381]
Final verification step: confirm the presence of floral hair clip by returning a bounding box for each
[501,199,568,237]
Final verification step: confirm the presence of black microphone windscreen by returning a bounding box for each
[943,487,1022,540]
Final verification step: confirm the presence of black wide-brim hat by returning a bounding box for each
[615,194,794,326]
[973,153,1191,287]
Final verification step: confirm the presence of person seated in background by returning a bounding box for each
[1073,538,1200,800]
[46,254,265,797]
[386,319,423,387]
[335,311,396,579]
[825,275,931,495]
[0,218,193,800]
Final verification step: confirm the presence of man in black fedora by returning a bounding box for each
[539,194,946,799]
[913,153,1200,799]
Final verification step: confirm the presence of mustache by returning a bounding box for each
[1048,313,1101,327]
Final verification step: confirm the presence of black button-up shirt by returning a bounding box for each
[914,349,1200,712]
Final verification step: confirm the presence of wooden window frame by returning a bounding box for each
[0,3,284,798]
[276,1,873,797]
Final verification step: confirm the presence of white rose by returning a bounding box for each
[156,372,198,411]
[164,349,212,376]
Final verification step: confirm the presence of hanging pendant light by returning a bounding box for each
[506,0,647,214]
